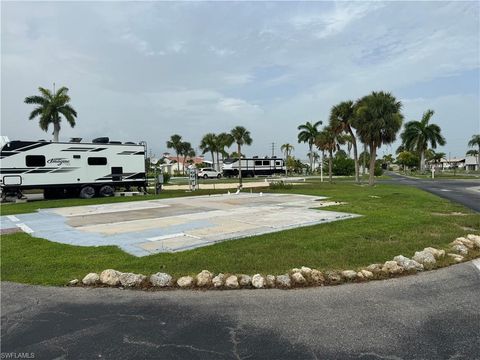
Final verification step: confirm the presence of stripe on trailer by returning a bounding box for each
[8,142,50,152]
[125,172,146,179]
[133,151,145,155]
[90,148,107,152]
[117,151,137,155]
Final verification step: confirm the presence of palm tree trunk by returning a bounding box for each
[349,129,360,184]
[53,122,60,142]
[368,143,376,186]
[477,145,480,170]
[210,151,215,171]
[176,151,180,175]
[238,144,242,187]
[308,143,313,175]
[328,150,333,183]
[362,142,367,176]
[420,151,425,172]
[216,151,220,172]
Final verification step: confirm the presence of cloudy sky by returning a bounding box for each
[1,1,479,159]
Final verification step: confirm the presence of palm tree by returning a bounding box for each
[216,132,234,171]
[297,121,322,174]
[24,86,77,142]
[230,126,253,188]
[280,143,294,175]
[179,142,194,175]
[315,127,338,183]
[401,109,446,172]
[199,133,218,170]
[355,91,404,185]
[166,134,183,174]
[329,100,360,183]
[468,134,480,170]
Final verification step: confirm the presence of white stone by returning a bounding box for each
[310,269,325,284]
[326,272,342,284]
[466,234,480,248]
[276,274,291,288]
[423,247,445,259]
[100,269,123,286]
[300,266,312,276]
[251,274,265,289]
[341,270,357,280]
[454,238,475,249]
[356,272,364,279]
[238,274,252,287]
[265,275,276,288]
[150,272,173,287]
[382,261,404,274]
[212,273,225,288]
[225,275,239,289]
[291,268,301,273]
[413,251,436,268]
[119,272,146,287]
[69,279,79,286]
[394,255,424,272]
[366,264,382,273]
[82,273,100,285]
[360,270,374,279]
[451,244,468,255]
[447,253,464,262]
[291,272,306,285]
[196,270,213,287]
[177,276,194,288]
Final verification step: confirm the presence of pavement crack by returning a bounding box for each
[227,326,251,360]
[359,352,404,360]
[123,335,225,356]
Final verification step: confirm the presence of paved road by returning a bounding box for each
[2,261,480,359]
[383,172,480,212]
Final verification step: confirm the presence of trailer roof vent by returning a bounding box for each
[69,137,82,143]
[92,137,109,144]
[124,141,136,145]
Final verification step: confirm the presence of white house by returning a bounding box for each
[440,156,479,171]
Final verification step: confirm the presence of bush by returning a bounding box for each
[162,172,171,184]
[269,181,293,190]
[374,160,384,176]
[332,157,355,176]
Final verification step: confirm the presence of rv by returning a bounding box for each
[222,157,286,177]
[0,137,147,199]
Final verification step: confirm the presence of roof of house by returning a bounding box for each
[163,155,207,165]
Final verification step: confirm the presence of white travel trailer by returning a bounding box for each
[222,157,286,177]
[0,137,147,199]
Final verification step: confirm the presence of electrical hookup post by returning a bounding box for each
[188,166,198,191]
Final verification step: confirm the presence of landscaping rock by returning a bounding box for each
[413,251,436,268]
[238,274,252,287]
[69,279,79,286]
[291,268,301,273]
[300,266,312,277]
[212,273,225,288]
[196,270,213,287]
[225,275,239,289]
[82,273,99,285]
[341,270,357,280]
[366,264,382,273]
[454,237,475,249]
[100,269,122,286]
[360,270,374,279]
[251,274,265,289]
[447,253,464,262]
[393,255,424,272]
[276,274,291,288]
[466,234,480,248]
[451,244,468,255]
[310,269,325,284]
[265,275,276,288]
[382,261,404,275]
[423,247,445,259]
[291,272,306,285]
[356,272,364,280]
[120,273,146,287]
[177,276,194,288]
[326,272,342,284]
[150,272,173,287]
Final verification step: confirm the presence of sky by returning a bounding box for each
[1,1,479,160]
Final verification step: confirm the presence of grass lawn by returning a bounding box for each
[1,181,479,285]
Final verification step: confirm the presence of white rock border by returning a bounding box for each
[71,234,480,290]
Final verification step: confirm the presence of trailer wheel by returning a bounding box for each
[217,174,222,179]
[99,185,114,197]
[79,186,95,199]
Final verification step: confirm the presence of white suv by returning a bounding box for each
[198,168,221,179]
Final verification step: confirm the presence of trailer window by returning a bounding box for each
[88,157,107,165]
[254,160,262,166]
[26,155,45,167]
[276,161,282,166]
[263,160,270,166]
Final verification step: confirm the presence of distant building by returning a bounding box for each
[440,156,479,171]
[159,153,211,175]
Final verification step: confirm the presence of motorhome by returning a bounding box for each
[0,136,147,199]
[222,156,285,177]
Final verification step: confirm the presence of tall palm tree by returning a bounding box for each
[216,132,234,171]
[315,127,338,183]
[468,134,480,170]
[199,133,218,170]
[24,86,77,142]
[297,120,322,174]
[230,126,253,187]
[329,100,360,183]
[166,134,183,174]
[179,142,194,175]
[401,109,446,172]
[355,91,404,186]
[280,143,294,175]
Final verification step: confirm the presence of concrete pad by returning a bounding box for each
[0,193,359,256]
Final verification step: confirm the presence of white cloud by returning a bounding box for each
[216,97,262,114]
[223,73,254,85]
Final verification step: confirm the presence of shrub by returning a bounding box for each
[269,181,293,190]
[332,157,355,176]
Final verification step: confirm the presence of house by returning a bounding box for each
[159,153,212,175]
[440,156,479,171]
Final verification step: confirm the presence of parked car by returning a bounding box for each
[198,168,221,179]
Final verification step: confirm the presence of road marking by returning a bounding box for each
[16,223,33,234]
[440,189,452,192]
[147,233,186,241]
[7,215,19,222]
[473,258,480,273]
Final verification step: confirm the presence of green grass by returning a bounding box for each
[1,181,479,285]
